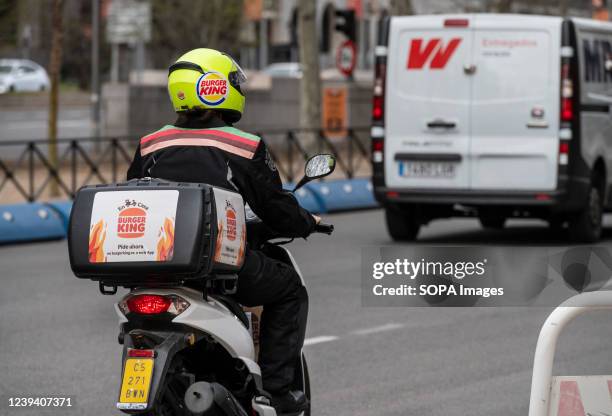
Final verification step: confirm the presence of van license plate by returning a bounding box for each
[398,161,456,178]
[117,357,154,410]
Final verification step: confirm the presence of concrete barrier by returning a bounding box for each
[0,203,66,244]
[308,178,378,212]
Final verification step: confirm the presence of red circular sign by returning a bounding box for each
[336,40,357,78]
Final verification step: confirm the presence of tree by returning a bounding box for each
[390,0,414,15]
[48,0,63,197]
[488,0,514,12]
[149,0,243,68]
[0,0,18,51]
[297,0,321,131]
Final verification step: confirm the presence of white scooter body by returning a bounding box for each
[114,245,306,415]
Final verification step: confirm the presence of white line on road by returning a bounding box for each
[350,323,405,336]
[303,335,339,346]
[304,322,406,347]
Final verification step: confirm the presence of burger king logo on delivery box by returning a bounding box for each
[117,200,148,238]
[196,72,228,106]
[225,200,237,241]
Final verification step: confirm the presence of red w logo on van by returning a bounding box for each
[407,38,462,70]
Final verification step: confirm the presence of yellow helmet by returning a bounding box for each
[167,48,247,122]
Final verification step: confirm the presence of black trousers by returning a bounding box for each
[234,249,308,394]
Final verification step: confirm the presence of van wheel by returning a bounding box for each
[478,214,506,229]
[548,218,566,231]
[385,206,420,241]
[568,186,603,243]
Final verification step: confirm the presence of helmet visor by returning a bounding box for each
[225,55,247,88]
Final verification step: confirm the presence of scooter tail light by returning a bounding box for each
[120,294,190,316]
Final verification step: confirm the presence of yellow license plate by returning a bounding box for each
[117,357,154,410]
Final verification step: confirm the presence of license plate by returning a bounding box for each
[117,357,154,410]
[398,161,456,178]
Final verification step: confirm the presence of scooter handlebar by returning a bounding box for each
[314,222,334,235]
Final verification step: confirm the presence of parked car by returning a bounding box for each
[0,59,50,93]
[263,62,303,78]
[372,14,612,242]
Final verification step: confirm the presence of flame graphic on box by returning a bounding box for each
[214,221,224,262]
[237,224,246,266]
[89,220,107,263]
[156,217,175,261]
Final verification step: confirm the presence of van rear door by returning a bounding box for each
[385,15,473,189]
[469,16,561,191]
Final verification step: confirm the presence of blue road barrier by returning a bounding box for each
[45,200,73,232]
[308,178,378,212]
[0,179,378,245]
[0,203,66,244]
[283,183,327,213]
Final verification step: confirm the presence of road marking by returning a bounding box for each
[304,323,406,347]
[304,336,339,346]
[350,323,405,336]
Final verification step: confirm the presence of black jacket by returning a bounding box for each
[127,116,316,238]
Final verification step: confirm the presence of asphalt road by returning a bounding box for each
[0,109,93,161]
[0,109,93,142]
[1,210,611,416]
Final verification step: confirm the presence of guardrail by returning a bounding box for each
[528,291,612,416]
[0,127,371,203]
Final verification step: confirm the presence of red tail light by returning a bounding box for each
[561,98,573,121]
[127,295,172,314]
[120,294,190,316]
[372,96,384,120]
[444,18,469,27]
[559,141,569,165]
[372,59,386,123]
[372,138,383,152]
[560,62,574,122]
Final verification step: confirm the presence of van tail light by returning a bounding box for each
[561,97,573,121]
[372,60,386,122]
[372,136,384,163]
[559,25,575,171]
[372,46,387,165]
[559,141,569,165]
[444,18,469,27]
[119,294,190,316]
[560,63,574,122]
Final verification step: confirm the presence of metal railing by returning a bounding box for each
[0,127,371,203]
[528,291,612,416]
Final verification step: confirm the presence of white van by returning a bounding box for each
[372,14,612,242]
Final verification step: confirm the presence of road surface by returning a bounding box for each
[1,210,611,415]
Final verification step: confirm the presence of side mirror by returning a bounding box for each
[293,154,336,192]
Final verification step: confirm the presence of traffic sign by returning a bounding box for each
[336,40,357,78]
[106,0,152,44]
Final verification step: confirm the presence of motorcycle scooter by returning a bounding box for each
[73,154,336,416]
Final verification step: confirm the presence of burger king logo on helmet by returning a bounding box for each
[196,71,228,106]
